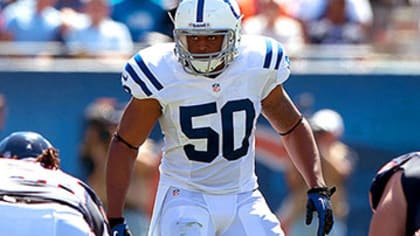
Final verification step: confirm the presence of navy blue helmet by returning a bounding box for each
[0,131,53,159]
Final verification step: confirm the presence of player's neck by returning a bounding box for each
[206,63,225,78]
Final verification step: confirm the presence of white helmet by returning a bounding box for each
[173,0,242,76]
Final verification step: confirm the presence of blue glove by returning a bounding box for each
[305,186,336,236]
[109,217,132,236]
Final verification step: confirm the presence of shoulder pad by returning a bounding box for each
[241,35,289,71]
[121,43,174,99]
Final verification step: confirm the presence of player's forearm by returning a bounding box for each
[106,139,138,217]
[281,118,326,188]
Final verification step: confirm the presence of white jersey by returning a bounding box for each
[0,159,108,236]
[0,159,85,190]
[121,35,290,194]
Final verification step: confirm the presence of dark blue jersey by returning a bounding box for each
[370,152,420,236]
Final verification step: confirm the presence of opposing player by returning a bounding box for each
[369,152,420,236]
[0,131,109,236]
[105,0,335,235]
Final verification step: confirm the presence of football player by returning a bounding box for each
[0,131,109,236]
[106,0,335,235]
[369,152,420,236]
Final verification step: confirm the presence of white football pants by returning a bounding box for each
[157,187,284,236]
[0,201,94,236]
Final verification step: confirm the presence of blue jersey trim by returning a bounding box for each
[274,43,284,70]
[263,39,273,69]
[134,54,163,91]
[125,63,152,96]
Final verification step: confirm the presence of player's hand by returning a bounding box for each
[109,217,132,236]
[305,186,336,236]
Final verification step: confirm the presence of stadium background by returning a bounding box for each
[1,59,419,235]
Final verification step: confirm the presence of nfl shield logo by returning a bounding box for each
[172,189,180,197]
[212,83,221,92]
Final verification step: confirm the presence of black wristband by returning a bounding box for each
[279,115,303,136]
[113,132,139,150]
[108,217,125,229]
[307,186,336,198]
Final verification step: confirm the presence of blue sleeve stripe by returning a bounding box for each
[134,54,163,91]
[125,63,152,96]
[274,43,284,70]
[263,39,273,69]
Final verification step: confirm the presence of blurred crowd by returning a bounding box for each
[79,98,160,236]
[0,0,419,58]
[277,108,357,236]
